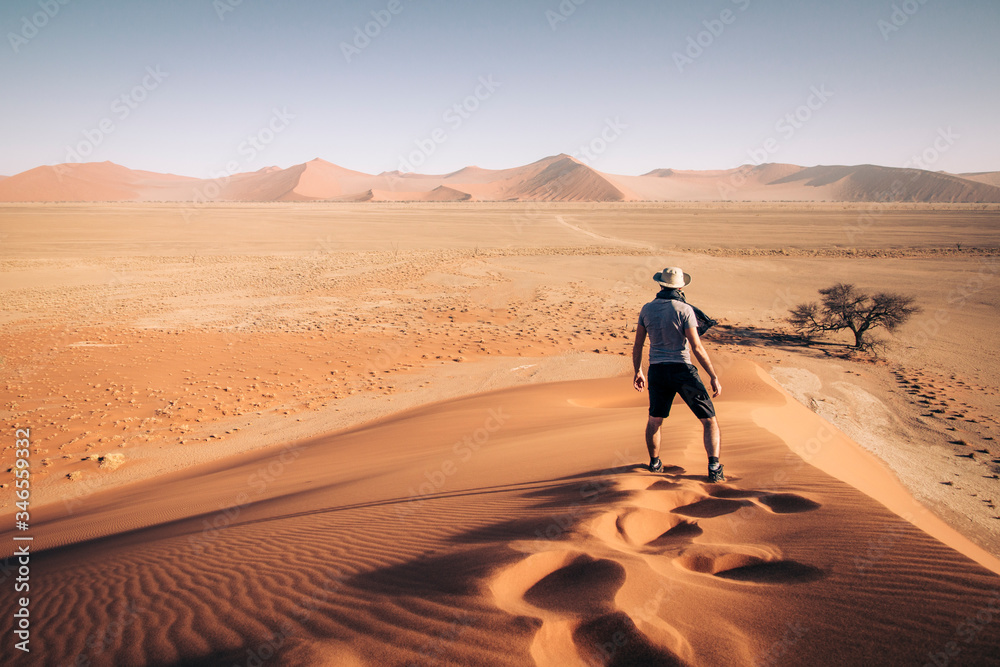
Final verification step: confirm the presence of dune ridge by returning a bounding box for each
[2,358,998,666]
[3,156,1000,203]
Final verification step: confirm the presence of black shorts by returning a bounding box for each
[648,363,715,419]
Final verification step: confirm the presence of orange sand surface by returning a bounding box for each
[1,202,999,665]
[2,359,999,665]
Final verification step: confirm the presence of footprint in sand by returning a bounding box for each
[607,506,704,548]
[675,548,825,584]
[757,493,822,514]
[662,481,824,583]
[650,519,704,541]
[647,479,684,491]
[710,488,761,499]
[492,550,686,666]
[523,555,625,616]
[672,496,753,518]
[695,487,822,515]
[490,473,825,665]
[573,612,685,667]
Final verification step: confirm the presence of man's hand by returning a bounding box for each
[710,376,722,397]
[634,370,646,393]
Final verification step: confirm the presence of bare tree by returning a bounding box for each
[788,283,920,350]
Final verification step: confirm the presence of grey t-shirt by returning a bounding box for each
[638,299,697,364]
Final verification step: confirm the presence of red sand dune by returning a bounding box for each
[424,185,473,201]
[2,156,1000,203]
[0,161,196,201]
[2,358,998,665]
[501,155,632,202]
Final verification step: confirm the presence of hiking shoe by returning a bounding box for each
[649,458,663,473]
[708,464,725,483]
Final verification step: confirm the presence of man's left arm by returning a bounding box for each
[685,327,721,397]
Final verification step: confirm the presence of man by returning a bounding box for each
[632,267,724,482]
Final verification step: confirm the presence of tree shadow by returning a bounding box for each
[710,324,866,361]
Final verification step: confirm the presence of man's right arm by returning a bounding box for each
[632,323,647,392]
[685,327,721,397]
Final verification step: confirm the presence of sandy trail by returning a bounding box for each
[554,215,652,249]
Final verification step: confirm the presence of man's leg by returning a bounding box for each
[700,416,720,459]
[701,416,724,481]
[645,416,664,461]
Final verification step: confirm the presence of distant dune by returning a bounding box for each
[609,163,1000,203]
[425,185,473,201]
[506,155,631,201]
[959,171,1000,188]
[767,164,1000,203]
[0,161,197,202]
[1,156,999,203]
[608,163,806,201]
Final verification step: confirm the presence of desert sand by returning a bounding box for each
[1,202,999,665]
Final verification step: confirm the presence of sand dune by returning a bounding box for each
[767,164,1000,203]
[284,159,373,200]
[3,156,999,203]
[196,159,406,202]
[0,162,195,201]
[216,164,313,202]
[609,163,1000,203]
[2,358,998,665]
[425,185,473,201]
[960,171,1000,188]
[442,165,498,183]
[506,156,631,202]
[397,154,631,202]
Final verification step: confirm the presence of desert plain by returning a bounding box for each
[1,200,1000,665]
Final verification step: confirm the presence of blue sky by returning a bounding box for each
[1,0,997,177]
